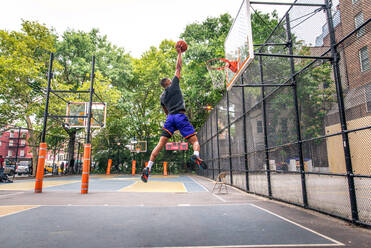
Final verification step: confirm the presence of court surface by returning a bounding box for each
[0,175,370,248]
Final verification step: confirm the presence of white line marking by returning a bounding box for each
[152,244,343,248]
[250,204,344,246]
[212,193,227,202]
[178,204,191,207]
[188,176,209,192]
[0,192,25,198]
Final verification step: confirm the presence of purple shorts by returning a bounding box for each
[161,113,196,139]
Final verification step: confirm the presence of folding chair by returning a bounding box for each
[212,171,228,194]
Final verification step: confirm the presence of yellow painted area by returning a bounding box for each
[0,205,39,217]
[0,180,79,191]
[119,181,186,192]
[326,116,371,174]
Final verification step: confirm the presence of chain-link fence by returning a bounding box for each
[198,0,371,227]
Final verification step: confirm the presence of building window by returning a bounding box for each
[355,12,365,37]
[10,131,14,138]
[359,46,370,72]
[0,141,2,146]
[257,120,263,133]
[366,84,371,112]
[21,140,26,145]
[20,150,25,157]
[9,140,13,146]
[352,0,359,4]
[8,150,12,157]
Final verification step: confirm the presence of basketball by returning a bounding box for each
[175,40,188,53]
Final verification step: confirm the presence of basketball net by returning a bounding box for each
[206,58,238,90]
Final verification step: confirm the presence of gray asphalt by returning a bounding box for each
[0,175,370,248]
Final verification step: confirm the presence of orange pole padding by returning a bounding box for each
[145,161,148,167]
[106,159,112,175]
[34,143,48,193]
[132,160,136,176]
[81,144,92,194]
[163,161,167,176]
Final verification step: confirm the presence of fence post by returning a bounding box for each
[286,14,308,207]
[210,112,215,180]
[325,0,358,221]
[215,108,221,175]
[132,160,136,176]
[205,119,208,178]
[106,159,112,175]
[163,161,167,176]
[226,91,233,185]
[259,55,272,198]
[241,76,249,191]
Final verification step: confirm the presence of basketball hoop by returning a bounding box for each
[206,58,238,89]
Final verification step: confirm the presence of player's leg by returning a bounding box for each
[174,113,207,170]
[141,136,169,183]
[142,116,175,183]
[187,135,207,170]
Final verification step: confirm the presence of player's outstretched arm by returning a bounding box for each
[175,47,182,79]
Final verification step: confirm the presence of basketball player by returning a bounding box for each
[141,42,207,183]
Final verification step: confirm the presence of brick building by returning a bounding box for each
[0,127,33,164]
[313,0,370,174]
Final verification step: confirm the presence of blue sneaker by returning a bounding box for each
[141,167,150,183]
[190,155,207,170]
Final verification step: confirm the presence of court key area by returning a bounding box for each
[0,175,370,248]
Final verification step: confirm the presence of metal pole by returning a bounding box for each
[325,0,358,221]
[241,76,249,191]
[226,91,233,185]
[205,120,208,178]
[86,56,95,144]
[259,55,272,197]
[210,112,215,180]
[41,53,54,143]
[15,127,21,167]
[215,108,221,175]
[286,14,308,207]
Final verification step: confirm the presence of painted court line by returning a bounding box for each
[212,193,227,202]
[153,244,343,248]
[189,176,209,192]
[0,192,25,198]
[250,204,344,246]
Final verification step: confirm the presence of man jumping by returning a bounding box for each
[141,43,207,183]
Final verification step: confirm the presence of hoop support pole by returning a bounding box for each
[34,143,47,193]
[81,144,91,194]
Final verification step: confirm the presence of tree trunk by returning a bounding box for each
[63,126,77,173]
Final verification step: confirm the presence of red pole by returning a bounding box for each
[34,143,47,193]
[163,161,167,176]
[106,159,112,175]
[132,160,136,176]
[81,144,91,194]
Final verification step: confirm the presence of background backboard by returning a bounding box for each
[224,0,254,91]
[66,102,106,128]
[127,141,147,153]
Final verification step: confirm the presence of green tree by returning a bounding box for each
[0,20,57,175]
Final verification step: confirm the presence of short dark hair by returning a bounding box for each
[160,78,169,88]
